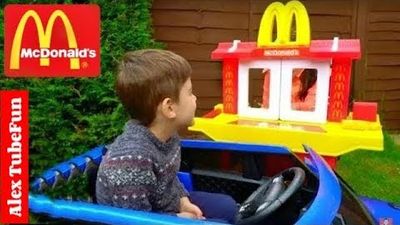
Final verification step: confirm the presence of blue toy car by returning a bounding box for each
[30,139,400,225]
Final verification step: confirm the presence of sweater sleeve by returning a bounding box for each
[173,175,189,198]
[97,155,157,211]
[172,138,189,199]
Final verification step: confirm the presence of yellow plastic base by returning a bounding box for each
[189,110,383,157]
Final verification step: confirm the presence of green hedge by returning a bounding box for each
[0,0,162,198]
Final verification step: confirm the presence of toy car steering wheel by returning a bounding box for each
[235,167,305,225]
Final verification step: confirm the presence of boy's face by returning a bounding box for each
[173,78,197,128]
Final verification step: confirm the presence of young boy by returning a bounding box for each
[96,49,237,223]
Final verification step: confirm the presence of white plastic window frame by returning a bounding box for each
[238,59,282,120]
[279,59,331,123]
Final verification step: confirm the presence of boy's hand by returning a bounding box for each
[177,212,197,219]
[179,197,205,219]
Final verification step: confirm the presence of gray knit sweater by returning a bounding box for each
[95,120,188,213]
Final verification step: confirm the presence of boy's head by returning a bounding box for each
[116,49,195,127]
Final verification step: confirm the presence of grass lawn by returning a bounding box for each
[337,132,400,204]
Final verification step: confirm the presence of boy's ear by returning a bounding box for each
[160,97,176,119]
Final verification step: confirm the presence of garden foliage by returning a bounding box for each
[0,0,161,198]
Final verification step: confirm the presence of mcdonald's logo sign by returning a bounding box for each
[257,0,310,47]
[4,5,100,77]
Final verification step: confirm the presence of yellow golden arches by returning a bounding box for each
[224,71,234,79]
[257,1,310,47]
[224,88,234,95]
[332,110,342,119]
[334,92,344,100]
[10,10,79,70]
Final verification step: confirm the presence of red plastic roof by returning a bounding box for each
[211,39,361,60]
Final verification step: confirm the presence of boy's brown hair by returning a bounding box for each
[116,49,192,126]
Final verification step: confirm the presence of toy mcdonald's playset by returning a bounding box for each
[189,0,383,167]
